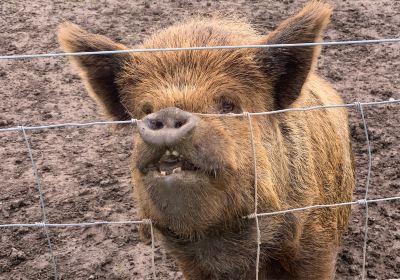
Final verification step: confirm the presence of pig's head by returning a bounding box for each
[58,1,331,239]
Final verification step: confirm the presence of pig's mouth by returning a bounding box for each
[140,149,201,177]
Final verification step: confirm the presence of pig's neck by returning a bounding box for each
[157,218,289,279]
[157,215,250,243]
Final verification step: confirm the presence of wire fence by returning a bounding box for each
[1,37,399,280]
[1,38,400,60]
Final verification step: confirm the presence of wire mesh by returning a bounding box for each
[1,37,399,279]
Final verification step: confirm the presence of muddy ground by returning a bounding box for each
[0,0,399,279]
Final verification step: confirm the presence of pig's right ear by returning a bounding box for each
[258,1,332,109]
[57,22,132,120]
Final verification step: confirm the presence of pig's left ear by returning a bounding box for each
[58,22,133,120]
[258,1,332,109]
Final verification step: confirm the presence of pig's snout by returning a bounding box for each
[138,107,198,147]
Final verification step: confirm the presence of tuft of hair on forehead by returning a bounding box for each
[142,17,261,49]
[128,16,264,79]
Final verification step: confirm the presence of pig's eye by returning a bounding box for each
[219,97,236,114]
[142,103,153,115]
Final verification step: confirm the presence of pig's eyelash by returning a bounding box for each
[217,96,241,114]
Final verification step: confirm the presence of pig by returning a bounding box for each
[58,1,355,279]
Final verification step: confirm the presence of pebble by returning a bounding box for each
[10,248,26,261]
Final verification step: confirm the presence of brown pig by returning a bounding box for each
[58,1,355,279]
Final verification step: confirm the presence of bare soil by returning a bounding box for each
[0,0,399,279]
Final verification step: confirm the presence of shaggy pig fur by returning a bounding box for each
[58,1,355,279]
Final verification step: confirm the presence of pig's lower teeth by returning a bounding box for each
[160,168,181,175]
[172,167,182,174]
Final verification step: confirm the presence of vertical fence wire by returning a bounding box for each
[356,103,372,280]
[150,220,156,280]
[142,219,157,279]
[20,127,58,280]
[245,112,261,280]
[127,121,157,280]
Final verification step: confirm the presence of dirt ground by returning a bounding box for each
[0,0,399,279]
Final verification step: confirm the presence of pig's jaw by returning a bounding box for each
[138,163,220,236]
[134,146,240,235]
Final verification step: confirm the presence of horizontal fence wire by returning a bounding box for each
[0,99,399,133]
[0,38,400,60]
[0,220,148,228]
[245,196,400,219]
[0,119,136,132]
[1,196,399,229]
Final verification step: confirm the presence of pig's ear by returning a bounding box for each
[258,1,332,109]
[57,22,132,120]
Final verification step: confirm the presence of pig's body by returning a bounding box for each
[150,75,354,280]
[58,1,355,279]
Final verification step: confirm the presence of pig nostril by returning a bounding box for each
[174,120,186,129]
[149,119,164,130]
